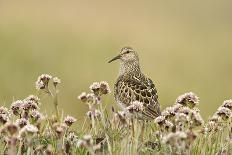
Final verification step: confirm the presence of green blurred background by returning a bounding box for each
[0,1,232,120]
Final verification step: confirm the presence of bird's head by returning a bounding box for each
[108,47,139,64]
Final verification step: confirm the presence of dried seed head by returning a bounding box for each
[126,101,144,113]
[222,100,232,110]
[64,115,77,127]
[78,92,87,102]
[53,77,61,87]
[35,74,52,90]
[176,92,199,108]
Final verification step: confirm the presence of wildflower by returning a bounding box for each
[83,134,93,146]
[90,81,111,96]
[4,122,19,135]
[0,106,10,124]
[86,109,102,119]
[11,100,23,116]
[78,92,87,102]
[175,112,190,123]
[35,74,52,90]
[30,110,44,122]
[99,81,111,95]
[22,124,38,133]
[216,107,231,120]
[155,116,166,125]
[64,115,77,127]
[21,100,39,111]
[86,93,97,103]
[222,100,232,110]
[15,118,28,128]
[52,123,68,138]
[67,132,79,145]
[178,107,192,115]
[126,101,144,113]
[162,131,187,144]
[162,106,175,119]
[90,82,101,95]
[53,77,61,87]
[0,106,8,114]
[176,92,199,108]
[190,111,204,127]
[0,114,9,124]
[24,95,40,105]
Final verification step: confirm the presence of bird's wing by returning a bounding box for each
[115,74,161,119]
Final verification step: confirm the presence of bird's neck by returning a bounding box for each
[119,61,140,76]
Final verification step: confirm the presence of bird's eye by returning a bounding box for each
[125,51,130,54]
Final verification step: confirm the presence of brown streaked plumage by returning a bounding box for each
[108,47,161,119]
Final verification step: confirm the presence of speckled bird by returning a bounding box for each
[108,47,161,119]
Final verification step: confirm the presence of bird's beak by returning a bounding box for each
[108,54,121,63]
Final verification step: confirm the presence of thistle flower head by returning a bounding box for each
[126,101,144,113]
[64,115,77,127]
[222,100,232,110]
[176,92,199,108]
[35,74,52,90]
[53,77,61,87]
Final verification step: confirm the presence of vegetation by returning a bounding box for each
[0,74,231,155]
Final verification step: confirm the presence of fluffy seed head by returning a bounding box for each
[216,107,231,120]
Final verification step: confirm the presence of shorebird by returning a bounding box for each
[108,47,161,119]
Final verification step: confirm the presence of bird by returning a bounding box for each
[108,47,161,119]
